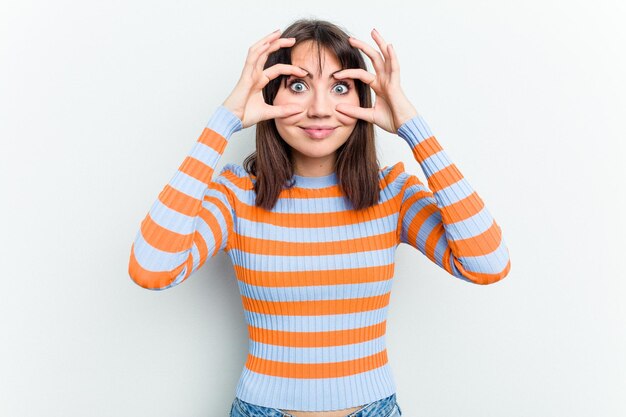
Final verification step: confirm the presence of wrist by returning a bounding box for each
[395,108,419,129]
[391,92,419,128]
[221,99,244,122]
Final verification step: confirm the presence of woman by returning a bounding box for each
[128,18,511,417]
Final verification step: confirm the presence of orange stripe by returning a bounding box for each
[407,134,469,195]
[401,189,439,256]
[192,231,209,268]
[219,169,254,190]
[449,221,503,257]
[440,191,484,223]
[197,127,228,155]
[140,213,190,253]
[143,183,232,255]
[237,186,403,228]
[128,243,187,289]
[405,201,503,259]
[452,256,512,285]
[424,221,445,263]
[198,189,232,256]
[409,135,440,164]
[249,320,387,347]
[442,246,454,275]
[428,163,463,191]
[382,162,405,187]
[158,184,201,217]
[220,162,407,194]
[179,155,214,184]
[245,349,388,379]
[181,253,194,282]
[399,175,501,258]
[157,126,227,207]
[238,230,397,257]
[233,264,395,288]
[242,292,391,316]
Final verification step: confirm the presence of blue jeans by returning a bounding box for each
[229,393,402,417]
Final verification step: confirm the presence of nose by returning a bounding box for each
[306,90,333,119]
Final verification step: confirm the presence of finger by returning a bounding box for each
[387,44,400,84]
[370,29,390,61]
[252,29,282,50]
[335,103,375,123]
[265,103,305,120]
[348,36,385,77]
[255,37,297,73]
[245,30,283,66]
[371,29,393,76]
[333,68,377,90]
[261,63,309,86]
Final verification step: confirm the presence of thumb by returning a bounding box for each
[267,104,305,120]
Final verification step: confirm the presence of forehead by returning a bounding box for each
[290,41,341,74]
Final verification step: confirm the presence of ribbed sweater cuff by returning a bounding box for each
[206,105,243,139]
[396,114,433,147]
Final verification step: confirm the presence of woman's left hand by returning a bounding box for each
[333,28,419,134]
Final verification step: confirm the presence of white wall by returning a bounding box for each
[1,1,624,416]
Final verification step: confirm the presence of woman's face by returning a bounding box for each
[273,40,360,176]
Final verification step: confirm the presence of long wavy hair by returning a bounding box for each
[242,18,380,211]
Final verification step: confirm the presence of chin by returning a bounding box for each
[293,146,340,159]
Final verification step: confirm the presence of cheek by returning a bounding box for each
[273,90,302,127]
[335,92,360,125]
[344,89,360,106]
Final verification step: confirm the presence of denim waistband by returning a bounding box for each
[233,393,397,417]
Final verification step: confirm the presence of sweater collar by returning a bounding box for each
[291,171,338,189]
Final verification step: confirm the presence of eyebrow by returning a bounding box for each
[294,67,344,79]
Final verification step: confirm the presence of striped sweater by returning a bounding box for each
[128,105,511,411]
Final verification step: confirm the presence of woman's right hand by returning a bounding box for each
[222,30,309,129]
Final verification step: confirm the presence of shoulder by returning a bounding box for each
[214,163,255,191]
[378,161,426,197]
[379,161,409,187]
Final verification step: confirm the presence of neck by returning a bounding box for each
[292,154,337,178]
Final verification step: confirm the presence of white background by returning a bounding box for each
[1,1,624,416]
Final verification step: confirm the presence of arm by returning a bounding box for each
[396,114,511,285]
[128,105,243,290]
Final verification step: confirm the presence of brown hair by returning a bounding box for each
[242,18,380,211]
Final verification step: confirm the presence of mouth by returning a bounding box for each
[300,126,337,139]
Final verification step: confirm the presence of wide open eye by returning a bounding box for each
[287,79,352,95]
[288,79,307,94]
[332,81,351,95]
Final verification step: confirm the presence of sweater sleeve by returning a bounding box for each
[396,114,511,285]
[128,105,243,290]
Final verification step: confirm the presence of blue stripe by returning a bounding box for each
[237,214,398,242]
[188,139,223,169]
[248,335,388,363]
[238,279,393,302]
[244,306,389,332]
[168,169,209,201]
[455,240,511,274]
[235,364,396,411]
[229,247,395,271]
